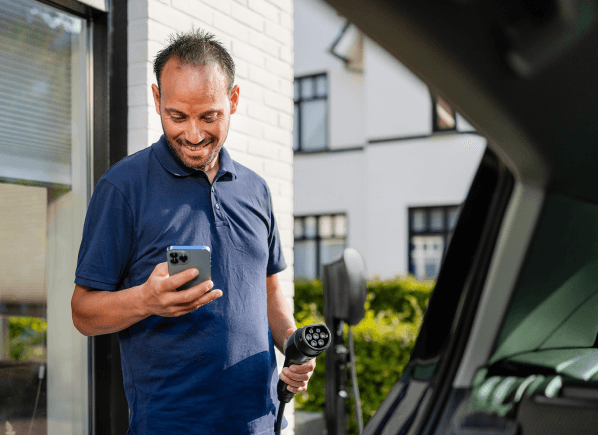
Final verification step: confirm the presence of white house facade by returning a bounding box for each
[293,0,486,281]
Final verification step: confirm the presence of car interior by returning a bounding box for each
[323,0,598,434]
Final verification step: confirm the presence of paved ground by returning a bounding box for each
[295,410,326,435]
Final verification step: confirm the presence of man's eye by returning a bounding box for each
[204,117,216,123]
[171,116,185,122]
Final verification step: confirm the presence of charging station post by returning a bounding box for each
[322,248,367,435]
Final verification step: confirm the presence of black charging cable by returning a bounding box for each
[275,323,331,435]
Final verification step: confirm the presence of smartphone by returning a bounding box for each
[166,246,211,291]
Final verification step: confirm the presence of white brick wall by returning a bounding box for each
[127,1,295,432]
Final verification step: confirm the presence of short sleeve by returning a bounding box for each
[75,179,135,291]
[265,185,287,276]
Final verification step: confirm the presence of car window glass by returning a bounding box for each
[491,193,598,364]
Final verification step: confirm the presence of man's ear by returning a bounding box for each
[151,84,161,115]
[230,85,240,115]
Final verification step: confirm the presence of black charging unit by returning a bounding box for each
[323,248,368,435]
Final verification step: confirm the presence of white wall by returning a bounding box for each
[364,40,432,139]
[294,134,486,278]
[294,0,365,148]
[363,134,486,277]
[127,0,296,432]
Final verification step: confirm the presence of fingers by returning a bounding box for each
[190,287,223,310]
[145,262,222,316]
[279,360,316,393]
[167,266,200,289]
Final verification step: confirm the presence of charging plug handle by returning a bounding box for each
[277,323,331,403]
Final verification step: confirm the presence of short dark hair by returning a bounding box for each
[153,29,235,92]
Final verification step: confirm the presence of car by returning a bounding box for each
[322,0,598,434]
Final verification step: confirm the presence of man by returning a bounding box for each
[71,30,313,434]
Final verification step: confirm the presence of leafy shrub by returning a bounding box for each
[293,277,434,434]
[8,317,47,361]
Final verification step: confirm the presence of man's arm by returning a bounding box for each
[72,262,222,336]
[266,273,316,394]
[266,273,296,353]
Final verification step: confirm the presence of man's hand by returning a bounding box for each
[72,262,223,336]
[141,262,222,317]
[278,328,317,394]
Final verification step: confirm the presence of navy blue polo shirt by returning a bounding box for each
[75,136,287,434]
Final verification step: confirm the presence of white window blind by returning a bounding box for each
[0,0,83,186]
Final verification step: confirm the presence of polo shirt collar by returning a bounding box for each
[152,135,237,179]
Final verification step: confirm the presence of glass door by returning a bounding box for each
[0,0,90,433]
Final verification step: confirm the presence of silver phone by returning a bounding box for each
[166,246,211,291]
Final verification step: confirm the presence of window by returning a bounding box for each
[0,0,91,433]
[409,205,460,280]
[293,74,328,152]
[294,213,347,279]
[432,93,457,132]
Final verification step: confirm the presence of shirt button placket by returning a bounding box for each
[211,185,222,220]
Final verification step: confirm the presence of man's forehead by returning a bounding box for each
[163,57,227,86]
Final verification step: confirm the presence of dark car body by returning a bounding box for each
[324,0,598,434]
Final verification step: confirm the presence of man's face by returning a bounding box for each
[152,58,239,172]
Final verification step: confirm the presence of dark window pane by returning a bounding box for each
[293,105,300,151]
[304,216,317,238]
[294,217,303,238]
[300,100,326,150]
[294,240,317,280]
[301,77,313,99]
[411,209,427,232]
[447,207,460,230]
[430,208,444,231]
[316,75,327,97]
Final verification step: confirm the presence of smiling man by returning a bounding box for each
[71,30,312,434]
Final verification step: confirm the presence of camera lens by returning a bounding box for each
[171,258,179,264]
[180,255,188,263]
[170,252,177,258]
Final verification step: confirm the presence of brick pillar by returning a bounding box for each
[128,0,295,432]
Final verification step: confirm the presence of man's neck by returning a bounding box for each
[204,157,220,184]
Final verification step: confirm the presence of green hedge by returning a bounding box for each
[8,317,47,361]
[293,277,434,434]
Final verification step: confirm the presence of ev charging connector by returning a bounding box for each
[275,323,331,435]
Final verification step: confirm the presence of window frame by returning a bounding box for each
[408,205,461,280]
[293,73,329,153]
[294,212,347,279]
[85,0,130,433]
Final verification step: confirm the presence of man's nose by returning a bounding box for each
[185,120,204,145]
